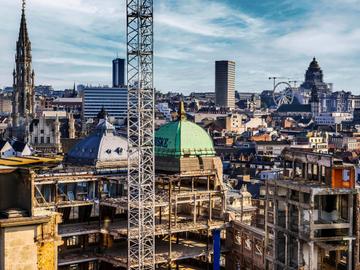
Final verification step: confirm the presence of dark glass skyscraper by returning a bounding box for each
[215,60,236,109]
[112,58,125,87]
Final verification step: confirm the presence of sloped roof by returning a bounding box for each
[0,140,8,150]
[277,104,311,113]
[66,118,127,167]
[11,140,27,152]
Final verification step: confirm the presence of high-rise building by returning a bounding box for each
[215,60,236,109]
[112,58,125,87]
[82,86,127,121]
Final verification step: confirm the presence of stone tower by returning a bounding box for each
[68,113,76,139]
[54,114,61,152]
[11,0,35,133]
[310,84,320,117]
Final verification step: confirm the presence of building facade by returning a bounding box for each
[297,58,332,105]
[82,87,127,121]
[215,60,236,109]
[9,2,35,141]
[112,58,125,88]
[265,149,356,270]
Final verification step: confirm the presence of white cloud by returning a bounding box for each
[0,0,359,94]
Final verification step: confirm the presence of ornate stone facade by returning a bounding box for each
[10,1,35,141]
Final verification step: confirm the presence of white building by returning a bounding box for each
[330,135,359,151]
[29,112,75,153]
[315,112,353,125]
[82,87,127,121]
[11,141,32,156]
[255,141,291,157]
[156,103,172,121]
[0,140,16,157]
[259,170,281,181]
[225,114,267,134]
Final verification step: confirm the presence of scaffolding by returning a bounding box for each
[127,0,155,269]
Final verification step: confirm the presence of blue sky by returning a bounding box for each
[1,0,360,94]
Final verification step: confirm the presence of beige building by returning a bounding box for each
[0,168,62,270]
[330,135,359,151]
[0,95,12,115]
[29,112,76,153]
[307,131,329,153]
[225,114,267,134]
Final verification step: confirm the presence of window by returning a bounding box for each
[88,262,96,270]
[66,236,78,247]
[88,234,98,244]
[69,265,79,270]
[343,170,350,182]
[340,195,349,220]
[47,137,51,143]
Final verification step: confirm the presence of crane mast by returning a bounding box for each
[127,0,155,269]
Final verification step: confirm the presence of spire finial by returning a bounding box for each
[178,100,186,121]
[22,0,26,11]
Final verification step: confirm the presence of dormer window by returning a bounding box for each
[115,147,123,154]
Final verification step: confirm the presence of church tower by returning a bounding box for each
[12,0,35,129]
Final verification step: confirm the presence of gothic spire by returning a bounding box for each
[18,0,29,46]
[12,0,35,128]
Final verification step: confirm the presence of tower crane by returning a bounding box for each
[126,0,155,269]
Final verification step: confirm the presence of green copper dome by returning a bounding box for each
[155,102,215,158]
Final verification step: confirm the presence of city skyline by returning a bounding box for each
[0,0,360,93]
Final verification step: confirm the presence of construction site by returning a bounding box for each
[2,1,360,270]
[265,149,358,270]
[0,105,242,269]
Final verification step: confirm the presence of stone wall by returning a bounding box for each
[3,226,38,270]
[36,213,62,270]
[0,213,62,270]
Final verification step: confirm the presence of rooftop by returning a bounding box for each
[155,102,215,158]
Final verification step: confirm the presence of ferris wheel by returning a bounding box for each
[272,82,294,108]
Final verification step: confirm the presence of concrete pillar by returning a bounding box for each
[309,242,314,270]
[348,239,353,270]
[304,163,308,180]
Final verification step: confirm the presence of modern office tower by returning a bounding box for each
[215,60,236,109]
[82,86,127,121]
[112,58,125,87]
